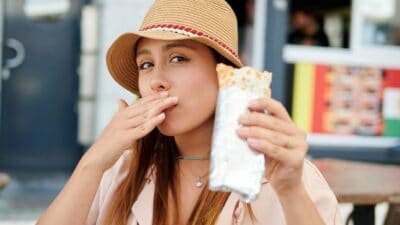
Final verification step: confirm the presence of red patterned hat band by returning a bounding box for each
[140,23,240,60]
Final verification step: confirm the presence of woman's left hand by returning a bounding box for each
[236,97,308,195]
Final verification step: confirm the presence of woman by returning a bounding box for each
[37,0,342,225]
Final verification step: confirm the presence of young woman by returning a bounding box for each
[37,0,342,225]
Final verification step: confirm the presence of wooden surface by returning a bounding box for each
[313,159,400,205]
[0,173,10,189]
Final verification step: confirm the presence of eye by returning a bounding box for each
[170,55,187,63]
[138,61,153,70]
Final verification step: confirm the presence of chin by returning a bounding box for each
[157,116,199,137]
[156,120,181,137]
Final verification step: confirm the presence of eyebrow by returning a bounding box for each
[136,42,196,58]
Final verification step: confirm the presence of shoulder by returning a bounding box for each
[85,150,133,225]
[301,159,343,224]
[102,150,133,184]
[302,159,333,188]
[255,159,336,202]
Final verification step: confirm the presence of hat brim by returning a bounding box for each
[106,30,242,95]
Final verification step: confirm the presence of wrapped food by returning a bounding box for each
[209,63,272,202]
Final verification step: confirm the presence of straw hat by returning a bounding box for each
[106,0,243,95]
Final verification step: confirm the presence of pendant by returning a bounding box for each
[195,177,203,188]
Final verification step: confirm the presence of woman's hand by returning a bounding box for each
[85,91,178,171]
[36,92,178,225]
[236,97,308,195]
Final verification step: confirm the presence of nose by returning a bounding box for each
[150,68,170,92]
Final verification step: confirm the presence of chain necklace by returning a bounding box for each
[194,171,209,188]
[177,155,210,188]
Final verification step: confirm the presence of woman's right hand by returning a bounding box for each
[84,91,178,171]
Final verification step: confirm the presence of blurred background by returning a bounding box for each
[0,0,399,224]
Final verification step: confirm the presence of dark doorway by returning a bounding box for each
[0,0,82,171]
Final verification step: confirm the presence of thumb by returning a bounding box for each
[117,99,129,111]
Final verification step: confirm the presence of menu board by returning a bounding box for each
[292,63,400,137]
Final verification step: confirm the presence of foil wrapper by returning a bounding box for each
[209,63,272,202]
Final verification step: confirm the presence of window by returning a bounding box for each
[287,0,351,48]
[359,0,400,47]
[24,0,70,21]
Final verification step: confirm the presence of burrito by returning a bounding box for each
[209,63,272,202]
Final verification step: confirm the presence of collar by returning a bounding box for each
[130,171,269,225]
[131,176,154,225]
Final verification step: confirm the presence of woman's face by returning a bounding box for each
[136,38,219,136]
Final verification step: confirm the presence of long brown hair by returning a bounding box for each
[104,128,235,225]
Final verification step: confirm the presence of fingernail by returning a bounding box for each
[169,96,178,103]
[160,91,169,97]
[157,113,165,119]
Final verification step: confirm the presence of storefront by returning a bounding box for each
[93,0,400,164]
[258,0,400,163]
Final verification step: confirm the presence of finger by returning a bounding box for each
[248,98,292,122]
[236,126,303,149]
[247,138,289,162]
[126,95,176,119]
[247,138,307,166]
[126,99,162,119]
[141,90,169,101]
[238,112,299,136]
[118,99,129,111]
[129,112,166,139]
[145,96,178,118]
[129,91,169,110]
[125,96,178,127]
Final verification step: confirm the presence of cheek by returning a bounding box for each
[182,70,219,109]
[138,75,151,96]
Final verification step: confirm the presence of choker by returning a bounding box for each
[176,156,210,161]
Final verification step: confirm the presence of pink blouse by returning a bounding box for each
[86,151,343,225]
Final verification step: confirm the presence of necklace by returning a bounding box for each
[177,155,210,188]
[194,171,209,188]
[177,155,210,161]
